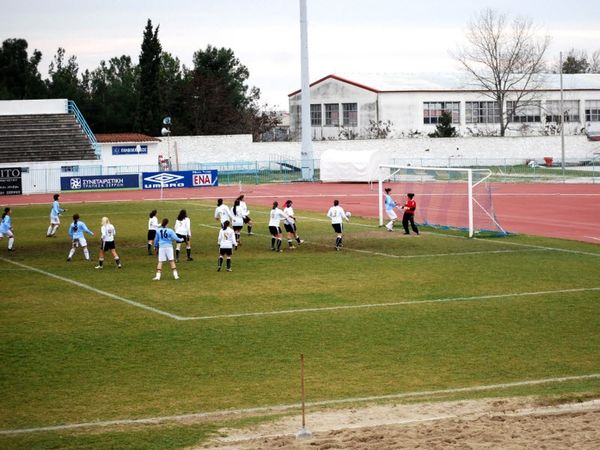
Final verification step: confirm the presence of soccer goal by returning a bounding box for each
[378,165,507,237]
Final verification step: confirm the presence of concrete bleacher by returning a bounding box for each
[0,113,97,163]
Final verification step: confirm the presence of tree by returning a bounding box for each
[0,38,46,99]
[365,120,393,139]
[183,45,257,135]
[87,56,137,133]
[429,111,456,137]
[454,9,550,136]
[556,48,600,73]
[158,52,187,134]
[249,104,282,141]
[47,47,85,104]
[591,50,600,73]
[561,49,590,74]
[136,19,162,135]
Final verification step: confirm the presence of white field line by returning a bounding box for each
[208,206,600,257]
[3,257,598,322]
[0,258,184,321]
[1,373,599,435]
[198,222,549,259]
[178,286,600,321]
[585,236,600,242]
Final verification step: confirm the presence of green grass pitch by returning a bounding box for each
[1,199,599,449]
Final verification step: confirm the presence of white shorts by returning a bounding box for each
[73,237,88,247]
[386,209,398,220]
[158,246,175,262]
[0,230,13,238]
[50,214,60,225]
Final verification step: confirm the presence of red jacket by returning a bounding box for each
[404,199,416,214]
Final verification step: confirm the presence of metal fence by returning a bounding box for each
[15,156,600,195]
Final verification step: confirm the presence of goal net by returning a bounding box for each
[378,165,507,237]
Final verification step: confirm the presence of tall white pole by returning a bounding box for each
[467,169,474,238]
[559,51,565,177]
[299,0,314,180]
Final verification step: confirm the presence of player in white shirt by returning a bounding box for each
[237,194,253,235]
[95,217,121,269]
[147,210,159,255]
[268,201,289,252]
[230,199,245,247]
[282,200,304,249]
[217,220,237,272]
[214,198,231,228]
[174,209,193,262]
[326,199,350,251]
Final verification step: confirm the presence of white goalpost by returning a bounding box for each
[378,165,507,238]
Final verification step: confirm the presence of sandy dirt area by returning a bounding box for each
[201,397,600,449]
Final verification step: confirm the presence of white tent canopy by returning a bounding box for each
[320,149,389,182]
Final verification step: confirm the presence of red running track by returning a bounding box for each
[3,182,600,244]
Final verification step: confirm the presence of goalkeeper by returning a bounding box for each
[401,193,419,235]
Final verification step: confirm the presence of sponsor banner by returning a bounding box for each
[61,174,140,191]
[112,145,148,155]
[142,170,218,189]
[0,167,22,196]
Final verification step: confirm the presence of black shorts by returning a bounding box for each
[269,226,281,236]
[284,223,297,233]
[233,225,243,232]
[176,233,189,243]
[147,229,156,241]
[243,216,251,224]
[219,247,233,256]
[102,240,116,251]
[332,223,343,233]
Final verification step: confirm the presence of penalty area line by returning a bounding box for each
[178,286,600,321]
[1,373,599,435]
[0,258,184,321]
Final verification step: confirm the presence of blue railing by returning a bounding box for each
[67,100,101,158]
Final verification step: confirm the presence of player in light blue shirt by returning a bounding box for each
[67,214,94,261]
[47,194,66,237]
[0,207,15,251]
[153,218,183,280]
[384,187,399,231]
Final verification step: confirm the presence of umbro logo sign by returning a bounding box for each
[144,173,185,185]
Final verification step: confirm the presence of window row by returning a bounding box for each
[424,100,598,124]
[310,103,358,127]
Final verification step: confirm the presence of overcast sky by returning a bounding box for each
[2,0,600,108]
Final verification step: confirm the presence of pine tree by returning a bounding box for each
[135,19,162,135]
[429,111,456,137]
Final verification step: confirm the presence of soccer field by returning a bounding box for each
[1,199,599,449]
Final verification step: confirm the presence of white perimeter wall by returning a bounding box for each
[155,134,600,167]
[4,134,599,194]
[0,99,68,116]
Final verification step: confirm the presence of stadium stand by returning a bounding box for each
[0,113,97,163]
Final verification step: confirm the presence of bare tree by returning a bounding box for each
[590,50,600,73]
[454,9,550,136]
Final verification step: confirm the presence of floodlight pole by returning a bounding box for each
[299,0,314,180]
[559,51,565,178]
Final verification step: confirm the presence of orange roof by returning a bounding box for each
[95,133,161,143]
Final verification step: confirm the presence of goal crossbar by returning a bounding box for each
[378,165,506,237]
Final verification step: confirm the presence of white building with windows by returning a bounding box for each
[288,73,600,139]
